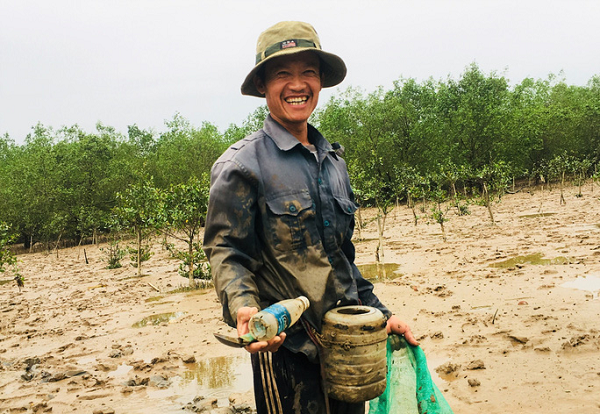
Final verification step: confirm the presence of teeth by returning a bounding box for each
[286,97,308,105]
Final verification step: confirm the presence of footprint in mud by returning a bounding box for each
[561,333,600,350]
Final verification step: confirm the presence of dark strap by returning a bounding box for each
[256,39,317,64]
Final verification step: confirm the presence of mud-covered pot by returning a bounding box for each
[320,305,388,403]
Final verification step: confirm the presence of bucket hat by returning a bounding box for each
[241,21,347,97]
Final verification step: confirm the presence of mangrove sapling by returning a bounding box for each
[427,185,450,242]
[476,162,511,225]
[439,161,463,213]
[0,222,18,275]
[574,158,592,198]
[407,189,420,226]
[114,180,161,276]
[155,176,210,287]
[548,152,577,206]
[0,222,23,291]
[375,204,392,279]
[101,239,126,269]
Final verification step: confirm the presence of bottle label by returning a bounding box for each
[263,303,291,334]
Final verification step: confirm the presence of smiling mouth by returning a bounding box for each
[285,97,308,105]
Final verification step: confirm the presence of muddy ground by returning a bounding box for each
[1,186,599,413]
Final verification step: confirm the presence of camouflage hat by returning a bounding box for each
[241,21,347,97]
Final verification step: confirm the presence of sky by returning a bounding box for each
[1,0,599,144]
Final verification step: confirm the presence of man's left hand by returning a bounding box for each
[386,315,419,346]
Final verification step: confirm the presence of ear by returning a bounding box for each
[254,75,266,96]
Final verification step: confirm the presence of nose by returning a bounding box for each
[287,73,305,91]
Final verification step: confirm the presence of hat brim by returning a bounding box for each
[241,48,347,97]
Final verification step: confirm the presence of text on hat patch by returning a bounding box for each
[281,40,297,49]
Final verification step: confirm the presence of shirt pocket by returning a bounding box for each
[333,196,358,240]
[265,191,315,252]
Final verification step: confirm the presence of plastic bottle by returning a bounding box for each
[247,296,310,341]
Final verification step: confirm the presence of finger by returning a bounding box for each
[265,332,286,353]
[403,328,420,346]
[245,340,269,354]
[237,307,259,336]
[244,333,286,354]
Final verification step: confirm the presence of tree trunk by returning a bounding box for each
[54,231,62,258]
[356,207,363,241]
[438,202,447,242]
[483,182,495,224]
[560,171,566,205]
[137,228,142,277]
[376,212,387,279]
[408,194,418,226]
[188,238,194,287]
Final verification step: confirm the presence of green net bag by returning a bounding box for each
[368,334,454,414]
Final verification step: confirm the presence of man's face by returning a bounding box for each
[255,51,323,133]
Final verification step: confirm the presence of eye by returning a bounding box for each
[305,69,318,76]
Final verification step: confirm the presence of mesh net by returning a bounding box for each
[368,335,454,414]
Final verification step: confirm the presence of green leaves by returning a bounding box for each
[157,175,211,286]
[0,222,18,275]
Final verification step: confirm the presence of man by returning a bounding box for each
[203,21,418,414]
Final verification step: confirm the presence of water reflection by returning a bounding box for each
[181,354,252,391]
[357,263,402,281]
[132,311,186,328]
[490,253,570,268]
[560,275,600,299]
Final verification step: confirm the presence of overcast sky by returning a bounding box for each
[1,0,599,144]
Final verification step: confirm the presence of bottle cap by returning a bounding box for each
[297,296,310,309]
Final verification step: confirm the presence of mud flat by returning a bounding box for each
[1,187,599,413]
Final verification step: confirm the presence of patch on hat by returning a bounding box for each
[281,39,297,49]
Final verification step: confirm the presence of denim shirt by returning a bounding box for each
[203,115,390,361]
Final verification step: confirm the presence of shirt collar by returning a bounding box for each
[263,115,335,156]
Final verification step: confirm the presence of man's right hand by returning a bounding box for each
[236,306,286,353]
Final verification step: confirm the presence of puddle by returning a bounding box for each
[108,363,133,378]
[490,253,570,268]
[132,312,186,328]
[427,356,458,384]
[146,354,252,409]
[181,354,252,391]
[76,356,97,365]
[560,275,600,299]
[167,286,212,295]
[519,213,557,219]
[358,263,402,281]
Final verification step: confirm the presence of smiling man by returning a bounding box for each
[203,21,417,414]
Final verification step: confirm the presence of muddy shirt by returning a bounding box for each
[203,115,390,361]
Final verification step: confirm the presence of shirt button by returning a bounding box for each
[318,178,322,185]
[289,205,297,213]
[312,203,316,210]
[328,257,333,264]
[324,220,330,227]
[347,206,353,213]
